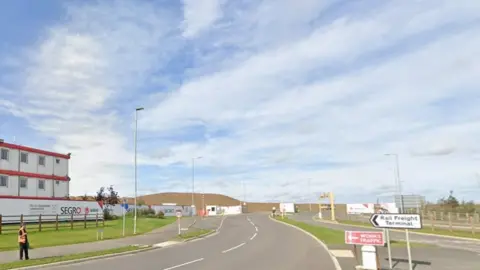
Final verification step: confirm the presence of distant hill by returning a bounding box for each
[126,192,242,209]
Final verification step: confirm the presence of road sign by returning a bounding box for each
[370,213,422,229]
[176,210,182,218]
[345,231,384,246]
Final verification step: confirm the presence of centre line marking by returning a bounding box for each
[250,232,257,240]
[255,226,258,231]
[222,242,246,253]
[163,258,204,270]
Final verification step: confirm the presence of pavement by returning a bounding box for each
[291,213,480,270]
[41,213,339,270]
[0,216,216,264]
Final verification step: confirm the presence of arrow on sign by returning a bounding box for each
[370,214,379,226]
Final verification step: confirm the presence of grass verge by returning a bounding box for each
[275,217,430,247]
[0,246,144,269]
[175,229,214,240]
[338,220,480,240]
[0,217,175,251]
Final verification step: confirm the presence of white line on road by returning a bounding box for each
[163,258,204,270]
[217,216,227,232]
[222,242,246,253]
[250,232,257,240]
[255,226,258,231]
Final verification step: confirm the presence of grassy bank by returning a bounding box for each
[0,246,145,269]
[338,219,480,240]
[0,217,175,251]
[275,217,428,247]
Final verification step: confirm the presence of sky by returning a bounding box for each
[0,0,480,204]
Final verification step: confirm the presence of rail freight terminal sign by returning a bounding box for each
[370,213,422,229]
[345,231,384,246]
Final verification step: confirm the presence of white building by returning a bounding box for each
[0,140,71,199]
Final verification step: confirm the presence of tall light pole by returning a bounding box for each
[133,107,144,235]
[308,178,312,212]
[191,156,202,210]
[385,153,404,213]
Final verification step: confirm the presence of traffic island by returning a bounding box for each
[0,246,151,269]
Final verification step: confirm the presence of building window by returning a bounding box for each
[39,156,46,166]
[38,179,45,190]
[0,175,8,187]
[56,158,60,164]
[56,180,60,185]
[19,177,28,189]
[0,149,8,161]
[20,152,28,163]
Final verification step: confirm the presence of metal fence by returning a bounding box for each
[0,213,105,234]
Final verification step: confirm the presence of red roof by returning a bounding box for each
[0,141,70,159]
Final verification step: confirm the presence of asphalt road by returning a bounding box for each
[45,213,338,270]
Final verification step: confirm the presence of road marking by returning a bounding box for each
[255,226,258,231]
[217,216,227,232]
[222,242,246,253]
[250,232,257,240]
[163,258,204,270]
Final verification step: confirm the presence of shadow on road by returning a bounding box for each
[385,257,432,269]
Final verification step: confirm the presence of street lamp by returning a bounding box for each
[133,107,144,235]
[191,156,202,209]
[385,153,404,213]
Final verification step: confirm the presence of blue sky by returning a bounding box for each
[1,0,480,204]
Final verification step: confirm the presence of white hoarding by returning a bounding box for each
[0,198,104,224]
[219,205,242,215]
[347,203,375,214]
[279,203,295,213]
[377,203,399,214]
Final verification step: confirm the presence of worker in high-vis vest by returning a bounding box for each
[18,223,29,260]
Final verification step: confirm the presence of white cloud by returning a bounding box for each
[182,0,225,38]
[2,0,480,203]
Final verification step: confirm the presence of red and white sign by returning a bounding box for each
[176,210,182,218]
[344,231,384,246]
[346,203,375,214]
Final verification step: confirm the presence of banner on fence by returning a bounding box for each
[0,198,103,224]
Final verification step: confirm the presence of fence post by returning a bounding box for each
[84,213,87,229]
[102,215,105,227]
[20,214,24,224]
[71,213,74,230]
[96,213,99,227]
[55,215,59,231]
[0,215,2,234]
[471,216,475,235]
[440,212,444,221]
[39,214,42,232]
[456,212,460,221]
[466,213,470,224]
[448,212,452,232]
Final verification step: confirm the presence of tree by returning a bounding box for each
[81,194,89,201]
[437,190,459,209]
[95,187,106,203]
[106,185,120,206]
[138,199,146,206]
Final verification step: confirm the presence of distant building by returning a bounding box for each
[0,139,71,199]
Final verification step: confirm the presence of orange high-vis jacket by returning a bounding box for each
[18,227,26,244]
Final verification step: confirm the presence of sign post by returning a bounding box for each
[176,210,182,235]
[122,199,128,237]
[370,213,422,270]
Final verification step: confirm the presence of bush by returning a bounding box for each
[139,208,156,217]
[103,209,118,220]
[156,211,165,219]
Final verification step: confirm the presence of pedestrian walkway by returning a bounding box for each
[0,218,194,264]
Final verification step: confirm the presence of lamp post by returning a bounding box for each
[133,107,144,235]
[191,156,202,210]
[385,153,404,213]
